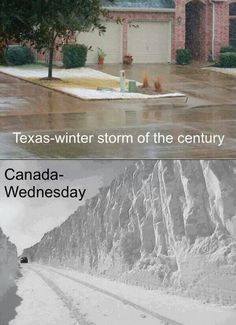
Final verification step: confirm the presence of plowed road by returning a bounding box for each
[5,264,236,325]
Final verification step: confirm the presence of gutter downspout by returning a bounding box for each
[210,0,216,61]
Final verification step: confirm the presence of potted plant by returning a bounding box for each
[98,48,106,64]
[123,54,133,65]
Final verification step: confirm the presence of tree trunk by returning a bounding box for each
[0,39,6,65]
[48,47,54,79]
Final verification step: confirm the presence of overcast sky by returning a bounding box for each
[0,160,130,254]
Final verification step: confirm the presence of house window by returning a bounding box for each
[229,3,236,47]
[230,3,236,16]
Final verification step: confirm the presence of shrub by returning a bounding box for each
[62,44,87,68]
[219,52,236,68]
[220,46,236,53]
[5,46,35,65]
[0,50,7,65]
[176,48,192,65]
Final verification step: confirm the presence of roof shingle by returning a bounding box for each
[103,0,175,9]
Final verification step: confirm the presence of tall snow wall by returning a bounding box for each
[0,227,18,301]
[23,160,236,305]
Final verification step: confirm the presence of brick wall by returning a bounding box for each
[214,2,229,58]
[174,0,232,61]
[37,11,175,64]
[110,11,175,60]
[37,1,233,64]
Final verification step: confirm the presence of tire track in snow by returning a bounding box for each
[35,265,183,325]
[30,267,94,325]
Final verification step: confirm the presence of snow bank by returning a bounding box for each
[0,227,18,300]
[23,161,236,305]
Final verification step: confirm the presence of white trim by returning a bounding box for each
[168,20,172,63]
[212,1,215,60]
[209,0,216,60]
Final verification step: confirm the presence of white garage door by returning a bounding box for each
[76,22,122,64]
[128,21,172,63]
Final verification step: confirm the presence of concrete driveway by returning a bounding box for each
[0,63,235,158]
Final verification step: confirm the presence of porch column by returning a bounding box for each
[213,1,229,59]
[123,19,129,59]
[174,0,187,53]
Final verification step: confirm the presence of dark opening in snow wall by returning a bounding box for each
[23,160,236,305]
[0,227,18,300]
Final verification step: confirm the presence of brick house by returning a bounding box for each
[39,0,236,64]
[175,0,236,61]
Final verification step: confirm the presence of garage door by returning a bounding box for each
[76,22,122,64]
[128,21,172,63]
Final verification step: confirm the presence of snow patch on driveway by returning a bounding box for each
[0,66,119,80]
[0,66,186,101]
[203,67,236,77]
[61,86,185,100]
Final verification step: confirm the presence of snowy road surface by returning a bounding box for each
[6,264,236,325]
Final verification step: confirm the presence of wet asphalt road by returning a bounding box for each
[0,63,235,159]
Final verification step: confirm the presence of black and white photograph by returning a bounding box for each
[0,160,236,325]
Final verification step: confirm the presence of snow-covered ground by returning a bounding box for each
[6,264,236,325]
[203,67,236,77]
[9,266,77,325]
[60,86,185,100]
[0,66,186,101]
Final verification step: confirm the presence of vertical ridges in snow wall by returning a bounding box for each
[23,160,236,305]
